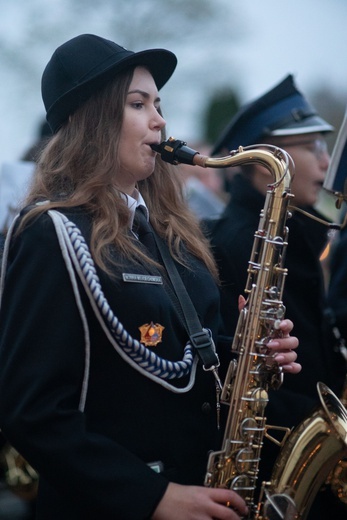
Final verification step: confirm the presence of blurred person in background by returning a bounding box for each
[179,142,227,220]
[327,120,347,350]
[0,119,52,245]
[0,119,51,520]
[328,225,347,346]
[204,74,347,519]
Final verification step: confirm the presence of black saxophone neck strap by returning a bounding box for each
[151,227,220,374]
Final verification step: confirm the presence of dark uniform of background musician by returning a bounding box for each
[327,128,347,349]
[205,75,347,519]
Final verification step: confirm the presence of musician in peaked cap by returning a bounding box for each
[0,35,301,519]
[206,75,347,519]
[212,74,333,155]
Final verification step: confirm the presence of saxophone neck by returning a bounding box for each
[152,137,294,191]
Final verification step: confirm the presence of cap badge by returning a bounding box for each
[139,322,165,347]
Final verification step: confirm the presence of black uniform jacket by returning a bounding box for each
[328,230,347,341]
[0,208,222,519]
[205,174,346,429]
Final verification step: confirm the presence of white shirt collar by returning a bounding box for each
[124,188,149,228]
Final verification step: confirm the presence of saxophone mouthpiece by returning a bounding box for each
[151,137,200,166]
[150,143,161,153]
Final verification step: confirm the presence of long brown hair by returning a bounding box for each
[22,68,218,278]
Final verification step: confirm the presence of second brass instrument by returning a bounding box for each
[0,442,38,501]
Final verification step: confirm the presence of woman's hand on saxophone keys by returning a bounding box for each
[151,482,248,519]
[238,295,301,375]
[267,319,301,374]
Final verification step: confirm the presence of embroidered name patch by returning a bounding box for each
[122,273,163,284]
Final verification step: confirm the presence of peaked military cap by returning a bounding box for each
[212,74,333,155]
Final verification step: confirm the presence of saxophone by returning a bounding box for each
[153,138,347,519]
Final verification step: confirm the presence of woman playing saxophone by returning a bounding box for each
[0,34,301,520]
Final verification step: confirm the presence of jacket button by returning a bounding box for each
[201,402,212,414]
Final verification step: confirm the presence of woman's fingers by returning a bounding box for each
[267,320,301,373]
[236,301,301,373]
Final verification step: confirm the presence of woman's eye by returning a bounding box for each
[132,102,144,109]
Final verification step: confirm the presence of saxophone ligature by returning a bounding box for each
[153,137,347,519]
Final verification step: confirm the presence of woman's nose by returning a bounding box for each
[151,109,166,130]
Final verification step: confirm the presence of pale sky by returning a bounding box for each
[226,0,347,101]
[1,0,346,162]
[164,0,347,141]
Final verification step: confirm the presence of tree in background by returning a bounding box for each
[203,88,241,146]
[309,86,346,152]
[0,0,242,161]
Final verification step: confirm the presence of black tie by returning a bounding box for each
[134,206,159,260]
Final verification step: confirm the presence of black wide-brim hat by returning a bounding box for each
[42,34,178,133]
[212,74,334,155]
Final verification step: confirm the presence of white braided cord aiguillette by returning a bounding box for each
[62,216,194,380]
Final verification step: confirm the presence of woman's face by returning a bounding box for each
[117,66,166,194]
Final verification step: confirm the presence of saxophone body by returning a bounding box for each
[154,138,347,519]
[201,145,294,516]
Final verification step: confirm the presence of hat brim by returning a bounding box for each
[46,48,177,133]
[269,114,334,136]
